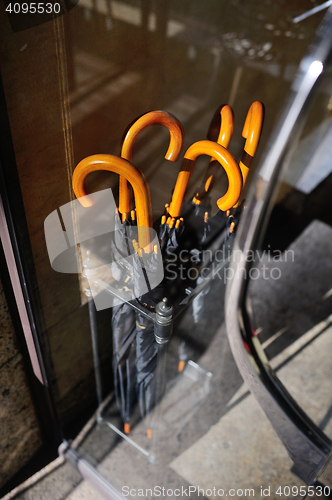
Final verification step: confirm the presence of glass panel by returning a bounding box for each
[0,0,330,495]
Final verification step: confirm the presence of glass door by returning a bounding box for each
[0,0,329,498]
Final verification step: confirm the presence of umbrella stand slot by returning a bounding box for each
[103,420,150,457]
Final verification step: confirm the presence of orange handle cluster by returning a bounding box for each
[169,140,242,217]
[72,154,153,251]
[239,101,264,185]
[120,110,184,215]
[193,105,234,204]
[71,103,263,243]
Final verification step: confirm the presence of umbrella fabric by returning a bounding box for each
[111,213,164,435]
[112,302,136,429]
[177,102,234,250]
[131,246,160,431]
[135,310,158,425]
[158,213,185,254]
[180,199,212,250]
[190,206,242,324]
[111,213,164,434]
[110,213,138,433]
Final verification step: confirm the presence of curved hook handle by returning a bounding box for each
[240,101,264,184]
[119,110,184,215]
[72,154,153,251]
[215,104,234,149]
[169,140,242,217]
[194,105,234,203]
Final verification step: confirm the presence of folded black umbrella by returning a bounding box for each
[179,104,235,251]
[129,237,165,437]
[111,212,138,434]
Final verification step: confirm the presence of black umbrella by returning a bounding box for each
[130,209,186,434]
[237,101,264,187]
[175,104,235,254]
[111,217,165,437]
[204,100,264,252]
[190,102,264,325]
[103,110,183,438]
[111,301,136,435]
[153,109,236,307]
[192,104,234,205]
[189,101,264,248]
[166,138,242,270]
[119,109,184,220]
[157,138,242,350]
[110,210,137,434]
[116,218,167,440]
[120,108,185,306]
[72,153,156,435]
[185,101,263,257]
[129,139,243,396]
[117,110,185,436]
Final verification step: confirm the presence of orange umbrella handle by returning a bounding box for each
[215,104,234,149]
[72,154,153,251]
[120,110,184,215]
[169,140,242,216]
[193,105,234,203]
[240,101,264,184]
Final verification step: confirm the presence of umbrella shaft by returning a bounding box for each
[89,299,103,407]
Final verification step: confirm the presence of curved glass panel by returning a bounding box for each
[224,8,332,491]
[246,66,332,437]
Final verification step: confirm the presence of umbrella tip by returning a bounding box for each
[124,423,130,434]
[147,429,152,439]
[178,360,186,372]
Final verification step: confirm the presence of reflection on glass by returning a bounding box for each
[246,56,332,439]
